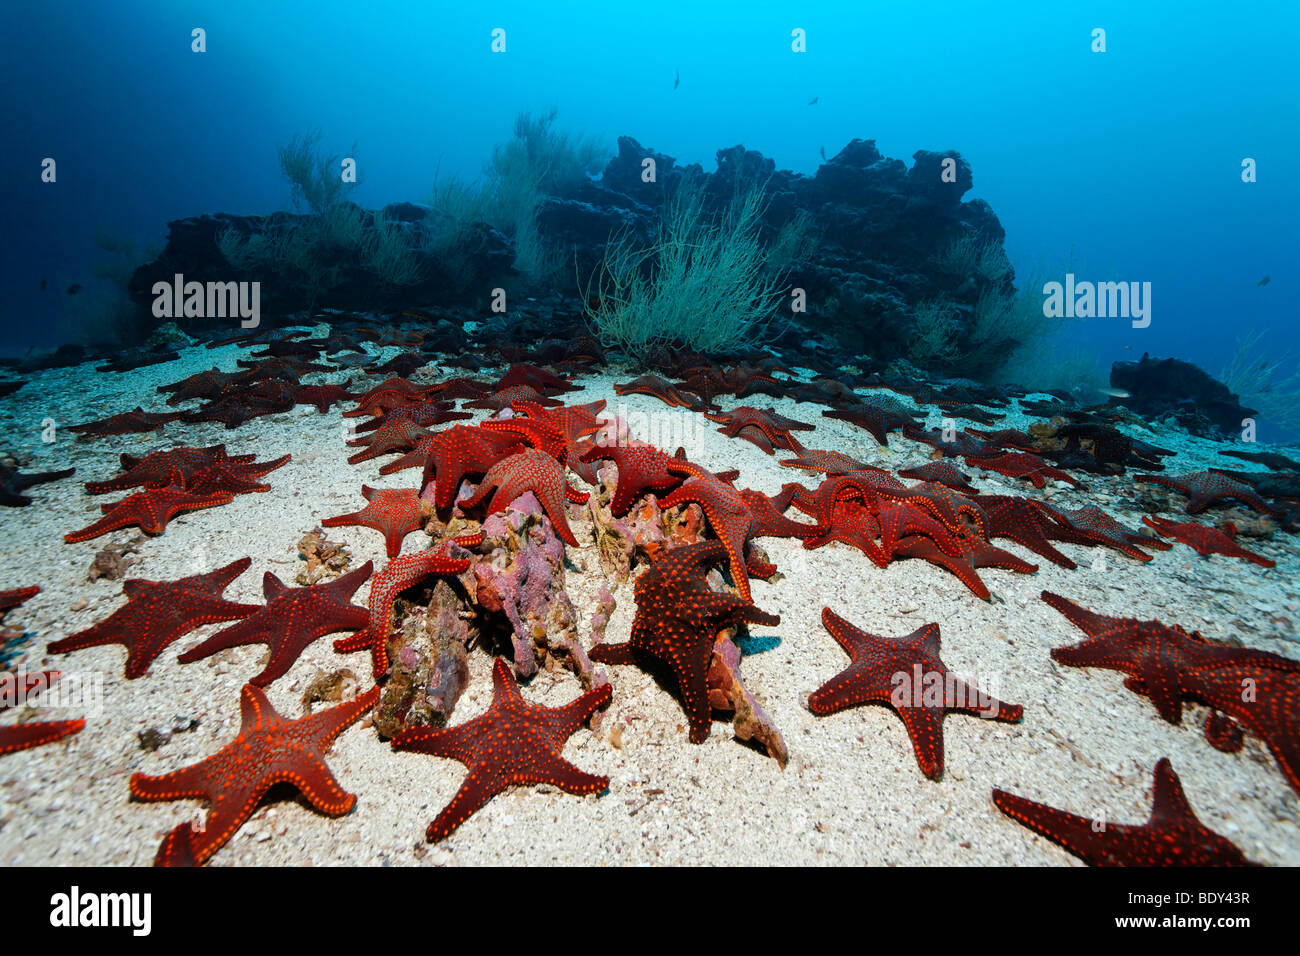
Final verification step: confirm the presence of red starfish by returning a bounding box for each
[993,758,1256,866]
[807,608,1023,779]
[0,671,85,756]
[158,368,243,405]
[48,558,258,678]
[802,499,889,567]
[83,445,254,495]
[706,406,812,456]
[1135,470,1279,516]
[352,376,434,408]
[391,658,610,842]
[495,363,578,395]
[322,485,426,558]
[1043,590,1300,793]
[427,377,493,402]
[1142,515,1275,566]
[346,419,432,465]
[890,531,1038,600]
[897,460,976,491]
[177,562,373,686]
[778,449,877,476]
[334,533,480,678]
[353,399,470,434]
[464,385,561,412]
[657,464,794,601]
[293,381,358,412]
[590,540,779,743]
[613,374,711,411]
[459,448,589,547]
[130,683,379,866]
[1039,503,1169,562]
[65,469,233,542]
[0,586,39,615]
[482,400,607,480]
[67,406,185,440]
[419,425,524,511]
[965,451,1086,489]
[178,454,291,497]
[580,442,695,517]
[822,400,920,445]
[971,494,1078,569]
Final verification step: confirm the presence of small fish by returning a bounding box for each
[819,146,826,162]
[1257,275,1270,286]
[673,69,679,90]
[807,96,818,106]
[66,284,83,295]
[39,279,47,291]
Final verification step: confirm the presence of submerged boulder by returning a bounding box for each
[1110,353,1257,438]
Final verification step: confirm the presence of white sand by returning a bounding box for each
[0,340,1296,866]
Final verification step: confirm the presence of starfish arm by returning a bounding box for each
[177,616,268,662]
[546,683,613,739]
[301,685,380,748]
[588,640,636,665]
[820,608,870,658]
[806,664,876,715]
[268,759,358,816]
[1040,591,1118,637]
[391,719,478,764]
[426,772,503,842]
[0,719,84,756]
[993,788,1120,865]
[897,705,947,780]
[522,747,609,796]
[129,762,218,803]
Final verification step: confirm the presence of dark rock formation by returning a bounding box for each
[129,134,1011,363]
[1110,353,1257,438]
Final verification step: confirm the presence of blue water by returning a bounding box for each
[3,1,1297,424]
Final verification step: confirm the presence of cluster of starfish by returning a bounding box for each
[6,334,1298,868]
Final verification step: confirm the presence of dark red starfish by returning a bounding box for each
[965,451,1086,489]
[802,499,889,567]
[495,363,578,395]
[1043,590,1300,793]
[178,454,291,497]
[580,443,690,517]
[807,608,1023,779]
[613,374,711,412]
[0,586,39,615]
[590,540,779,743]
[657,463,797,601]
[890,531,1038,600]
[418,425,524,510]
[67,406,185,440]
[993,758,1256,866]
[158,368,243,405]
[347,419,433,465]
[898,460,977,491]
[970,494,1078,569]
[83,445,254,495]
[294,381,358,413]
[1135,470,1279,516]
[464,385,561,412]
[65,470,234,543]
[177,562,373,686]
[48,558,258,678]
[482,400,607,481]
[1039,503,1169,562]
[0,671,85,756]
[334,533,480,678]
[1142,515,1275,567]
[392,658,609,842]
[823,400,920,446]
[458,448,589,546]
[778,449,877,476]
[322,486,426,558]
[130,683,379,866]
[706,406,812,456]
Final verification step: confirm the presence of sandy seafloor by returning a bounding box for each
[0,335,1297,867]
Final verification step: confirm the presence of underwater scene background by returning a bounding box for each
[0,1,1297,871]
